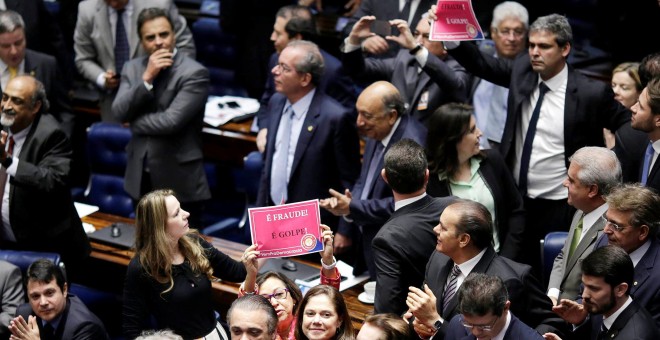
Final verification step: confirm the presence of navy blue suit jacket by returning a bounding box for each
[574,300,659,340]
[338,115,426,276]
[256,50,356,129]
[445,313,544,340]
[256,91,361,225]
[594,236,660,328]
[447,42,630,170]
[425,247,564,338]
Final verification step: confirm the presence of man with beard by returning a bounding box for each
[545,246,659,340]
[629,78,660,192]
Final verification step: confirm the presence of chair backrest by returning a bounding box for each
[0,250,61,274]
[540,231,569,285]
[85,123,134,217]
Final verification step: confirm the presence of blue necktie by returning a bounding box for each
[641,142,655,185]
[518,82,550,196]
[360,142,385,200]
[270,106,294,205]
[114,8,130,75]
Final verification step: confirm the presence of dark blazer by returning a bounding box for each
[445,313,545,340]
[373,195,454,315]
[426,150,525,261]
[339,115,426,276]
[573,300,660,340]
[112,53,211,203]
[613,123,647,184]
[9,114,90,267]
[342,48,469,124]
[21,49,74,133]
[256,91,361,225]
[639,142,660,194]
[425,247,563,338]
[447,42,630,169]
[595,236,660,328]
[16,295,109,340]
[256,50,357,129]
[548,210,605,302]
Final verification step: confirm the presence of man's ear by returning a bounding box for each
[381,169,389,185]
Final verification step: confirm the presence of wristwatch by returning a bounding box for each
[409,44,423,55]
[1,155,12,169]
[433,319,443,331]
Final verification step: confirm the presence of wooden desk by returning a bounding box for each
[202,119,257,166]
[82,212,374,328]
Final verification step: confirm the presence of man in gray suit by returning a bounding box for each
[112,8,209,225]
[74,0,195,121]
[547,147,622,305]
[0,260,23,338]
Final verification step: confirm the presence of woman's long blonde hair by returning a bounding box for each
[134,189,213,294]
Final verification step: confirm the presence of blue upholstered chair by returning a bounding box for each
[540,231,569,286]
[83,122,134,217]
[202,151,263,244]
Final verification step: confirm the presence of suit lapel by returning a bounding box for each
[290,91,321,177]
[646,154,660,184]
[630,238,658,297]
[412,70,430,109]
[96,2,115,59]
[564,215,605,277]
[563,67,579,161]
[130,3,142,57]
[606,300,640,338]
[403,58,418,104]
[354,139,378,198]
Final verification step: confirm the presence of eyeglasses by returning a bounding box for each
[275,63,294,73]
[602,214,629,232]
[461,315,499,332]
[413,31,430,40]
[495,28,525,38]
[260,288,289,301]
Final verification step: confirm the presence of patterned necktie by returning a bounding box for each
[270,106,294,205]
[641,142,654,185]
[360,142,385,200]
[518,82,550,196]
[567,214,584,259]
[442,265,461,313]
[114,8,130,74]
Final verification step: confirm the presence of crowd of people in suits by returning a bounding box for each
[1,0,660,339]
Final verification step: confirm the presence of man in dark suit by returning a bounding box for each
[319,81,426,276]
[406,200,562,339]
[445,273,544,340]
[431,10,630,268]
[256,40,360,228]
[629,78,660,192]
[0,76,90,280]
[371,139,453,315]
[548,246,660,340]
[10,259,109,340]
[112,8,210,226]
[342,15,469,124]
[255,5,356,152]
[548,147,622,305]
[594,184,660,328]
[0,10,74,137]
[345,0,433,57]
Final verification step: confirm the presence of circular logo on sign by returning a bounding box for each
[466,24,477,38]
[301,234,317,251]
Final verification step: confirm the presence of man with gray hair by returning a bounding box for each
[548,147,622,305]
[445,273,544,339]
[428,10,630,269]
[227,295,278,340]
[0,10,74,137]
[257,40,360,230]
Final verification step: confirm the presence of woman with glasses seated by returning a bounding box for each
[239,225,340,340]
[123,189,252,340]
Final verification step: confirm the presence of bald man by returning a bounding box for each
[321,81,427,277]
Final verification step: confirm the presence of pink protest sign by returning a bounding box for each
[430,0,484,41]
[248,200,323,259]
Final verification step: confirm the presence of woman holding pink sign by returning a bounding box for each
[123,189,253,340]
[239,224,341,340]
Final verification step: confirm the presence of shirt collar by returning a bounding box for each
[9,122,32,142]
[490,311,512,340]
[456,248,487,275]
[394,192,427,211]
[650,139,660,150]
[603,296,633,330]
[629,239,651,267]
[539,62,568,92]
[583,203,608,231]
[380,117,402,148]
[0,59,25,75]
[287,88,316,120]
